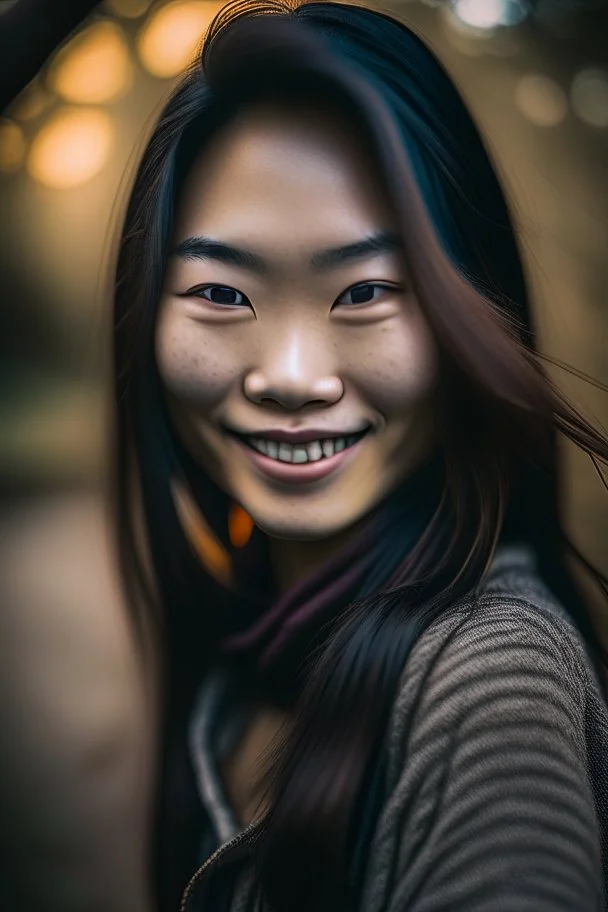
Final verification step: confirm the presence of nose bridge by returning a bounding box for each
[246,311,342,407]
[268,314,332,381]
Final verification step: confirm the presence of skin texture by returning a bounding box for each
[156,103,440,588]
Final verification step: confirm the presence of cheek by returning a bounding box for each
[345,317,439,413]
[155,311,238,410]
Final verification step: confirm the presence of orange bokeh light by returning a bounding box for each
[48,20,132,105]
[137,1,224,79]
[172,480,234,586]
[27,108,113,189]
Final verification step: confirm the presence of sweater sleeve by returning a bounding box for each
[383,599,604,912]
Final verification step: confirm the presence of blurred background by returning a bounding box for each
[0,0,606,908]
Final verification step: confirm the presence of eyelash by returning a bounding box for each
[186,282,402,308]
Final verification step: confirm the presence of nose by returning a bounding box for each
[243,326,343,410]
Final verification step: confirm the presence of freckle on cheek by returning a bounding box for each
[161,333,237,408]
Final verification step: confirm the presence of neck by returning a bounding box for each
[268,526,362,595]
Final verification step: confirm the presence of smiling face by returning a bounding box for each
[156,103,440,544]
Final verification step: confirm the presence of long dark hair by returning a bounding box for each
[111,2,608,910]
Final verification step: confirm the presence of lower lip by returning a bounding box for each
[235,437,365,485]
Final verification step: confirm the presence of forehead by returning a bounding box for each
[171,104,396,256]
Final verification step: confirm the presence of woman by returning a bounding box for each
[112,2,608,910]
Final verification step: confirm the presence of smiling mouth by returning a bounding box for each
[228,428,370,465]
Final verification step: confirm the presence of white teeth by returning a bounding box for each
[278,443,293,463]
[252,437,268,456]
[246,433,364,463]
[307,441,323,462]
[322,439,335,458]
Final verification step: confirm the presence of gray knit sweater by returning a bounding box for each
[182,544,608,911]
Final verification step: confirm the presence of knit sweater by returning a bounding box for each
[181,544,608,911]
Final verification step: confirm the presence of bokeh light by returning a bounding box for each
[137,0,224,79]
[10,79,53,122]
[571,68,608,128]
[515,74,568,126]
[104,0,153,17]
[48,20,133,105]
[451,0,526,30]
[0,119,26,174]
[27,108,113,189]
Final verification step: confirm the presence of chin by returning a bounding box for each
[250,509,357,543]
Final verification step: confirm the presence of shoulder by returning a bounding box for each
[386,544,600,778]
[367,544,607,911]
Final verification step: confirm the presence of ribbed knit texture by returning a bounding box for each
[185,545,608,911]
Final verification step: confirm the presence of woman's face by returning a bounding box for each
[156,103,440,541]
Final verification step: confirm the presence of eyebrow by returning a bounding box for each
[310,231,402,270]
[170,231,403,275]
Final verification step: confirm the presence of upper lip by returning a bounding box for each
[224,425,371,444]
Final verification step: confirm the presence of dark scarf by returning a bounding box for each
[181,449,446,698]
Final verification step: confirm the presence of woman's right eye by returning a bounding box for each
[188,285,249,307]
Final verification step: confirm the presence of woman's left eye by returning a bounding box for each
[189,285,248,306]
[335,283,396,307]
